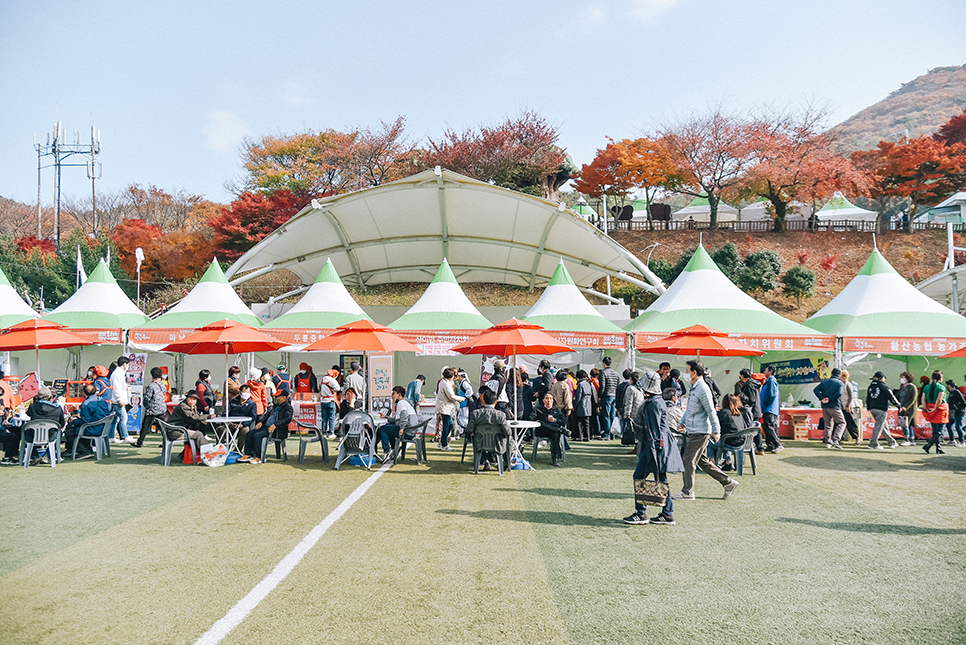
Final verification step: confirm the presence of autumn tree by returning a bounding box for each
[572,142,635,223]
[659,109,758,228]
[614,137,682,230]
[420,111,572,199]
[208,190,304,261]
[934,108,966,147]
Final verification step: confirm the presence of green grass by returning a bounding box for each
[1,439,964,644]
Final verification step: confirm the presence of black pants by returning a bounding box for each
[137,413,164,446]
[537,427,563,462]
[575,416,591,442]
[1,425,19,456]
[245,428,269,458]
[843,411,859,440]
[762,412,783,449]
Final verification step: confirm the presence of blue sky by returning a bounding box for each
[1,0,964,206]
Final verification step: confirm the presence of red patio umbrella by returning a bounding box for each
[636,324,764,358]
[160,319,290,408]
[302,320,421,411]
[450,318,574,419]
[940,345,966,359]
[0,319,97,379]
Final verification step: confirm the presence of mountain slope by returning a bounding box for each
[832,64,966,152]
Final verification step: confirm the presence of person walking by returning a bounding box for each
[621,372,645,451]
[598,356,619,440]
[136,367,167,448]
[865,371,900,449]
[944,379,965,447]
[673,360,738,500]
[839,370,861,444]
[435,367,464,451]
[897,371,919,446]
[109,356,135,444]
[623,370,684,525]
[921,371,948,454]
[759,365,783,453]
[814,368,847,449]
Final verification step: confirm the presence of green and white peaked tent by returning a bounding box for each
[0,267,39,327]
[626,245,835,351]
[672,195,739,222]
[524,260,625,336]
[145,259,261,329]
[572,197,599,221]
[815,192,877,221]
[267,259,369,329]
[806,250,966,349]
[389,259,491,331]
[45,259,149,331]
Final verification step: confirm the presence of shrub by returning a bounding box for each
[781,265,816,308]
[739,249,783,295]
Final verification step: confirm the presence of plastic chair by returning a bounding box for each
[19,419,62,468]
[334,411,376,470]
[259,433,288,463]
[714,426,760,476]
[531,427,566,464]
[71,413,118,461]
[473,424,508,475]
[295,420,328,465]
[385,417,430,466]
[156,419,201,466]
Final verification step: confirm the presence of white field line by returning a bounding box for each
[195,462,392,645]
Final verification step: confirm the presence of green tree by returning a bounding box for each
[710,242,743,283]
[739,249,782,295]
[647,258,675,286]
[781,265,816,308]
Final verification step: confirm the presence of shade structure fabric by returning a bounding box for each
[915,264,966,315]
[672,196,739,223]
[626,245,836,352]
[522,260,627,349]
[636,324,764,357]
[44,259,149,340]
[450,318,574,357]
[159,320,288,355]
[0,319,97,351]
[0,267,39,328]
[302,320,420,353]
[806,249,966,354]
[389,259,492,332]
[224,169,664,297]
[814,192,877,221]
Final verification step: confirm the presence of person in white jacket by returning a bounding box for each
[435,367,464,451]
[109,356,136,444]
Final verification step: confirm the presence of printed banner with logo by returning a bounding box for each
[123,353,147,432]
[760,357,836,384]
[843,336,966,355]
[634,332,835,352]
[392,330,481,357]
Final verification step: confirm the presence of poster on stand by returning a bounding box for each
[124,353,147,432]
[368,352,393,417]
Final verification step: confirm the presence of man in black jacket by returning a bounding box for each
[737,369,763,452]
[866,371,900,449]
[240,387,293,464]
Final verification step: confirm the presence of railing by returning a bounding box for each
[611,219,882,233]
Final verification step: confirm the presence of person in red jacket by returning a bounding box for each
[246,367,269,418]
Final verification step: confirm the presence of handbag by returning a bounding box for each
[633,446,669,507]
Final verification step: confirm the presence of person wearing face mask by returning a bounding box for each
[897,371,919,446]
[239,387,292,464]
[136,367,168,447]
[247,368,269,417]
[229,383,259,451]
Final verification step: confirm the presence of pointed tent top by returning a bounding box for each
[548,260,574,287]
[684,245,718,272]
[314,258,342,284]
[432,258,458,285]
[818,191,857,212]
[198,259,229,284]
[389,259,491,331]
[0,267,11,288]
[87,259,119,285]
[45,258,149,331]
[143,258,261,328]
[0,267,39,327]
[267,259,369,329]
[856,250,899,277]
[523,261,624,333]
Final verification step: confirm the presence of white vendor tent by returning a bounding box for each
[672,196,739,223]
[0,267,39,328]
[814,192,877,221]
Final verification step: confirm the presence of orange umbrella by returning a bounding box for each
[636,324,764,358]
[303,320,420,411]
[940,345,966,359]
[0,319,97,379]
[161,320,290,407]
[451,318,574,419]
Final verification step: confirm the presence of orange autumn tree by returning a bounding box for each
[572,142,635,213]
[110,219,210,285]
[613,137,683,230]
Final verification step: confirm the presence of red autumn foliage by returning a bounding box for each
[572,143,635,198]
[797,249,810,265]
[820,253,839,272]
[934,109,966,148]
[15,236,57,256]
[109,218,210,283]
[208,190,307,261]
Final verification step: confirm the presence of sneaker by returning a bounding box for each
[649,513,676,526]
[123,436,137,444]
[826,443,835,449]
[440,445,454,451]
[326,433,335,440]
[831,442,843,450]
[248,458,262,464]
[899,441,912,446]
[237,455,253,463]
[482,461,490,472]
[110,438,123,444]
[622,511,648,525]
[867,444,884,450]
[38,455,50,465]
[721,462,733,472]
[0,456,17,465]
[671,492,695,500]
[888,442,899,449]
[767,445,784,454]
[723,480,739,499]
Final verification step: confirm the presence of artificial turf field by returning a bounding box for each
[2,438,965,645]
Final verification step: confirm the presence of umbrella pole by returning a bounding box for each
[225,348,230,415]
[513,351,518,420]
[35,347,40,382]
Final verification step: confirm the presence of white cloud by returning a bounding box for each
[631,0,681,21]
[204,110,249,152]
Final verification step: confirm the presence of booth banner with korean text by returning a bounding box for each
[760,357,835,384]
[124,353,147,432]
[293,401,318,430]
[128,328,201,349]
[547,330,626,350]
[368,352,393,417]
[778,408,931,440]
[70,328,124,344]
[634,332,835,352]
[393,330,481,357]
[260,328,333,346]
[843,336,966,355]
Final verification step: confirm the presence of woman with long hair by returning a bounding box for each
[714,393,747,471]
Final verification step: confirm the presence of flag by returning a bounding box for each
[76,246,87,285]
[135,247,145,273]
[105,246,111,267]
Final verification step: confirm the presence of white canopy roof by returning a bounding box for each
[45,259,149,330]
[671,196,739,222]
[225,169,663,296]
[0,267,38,327]
[815,192,877,221]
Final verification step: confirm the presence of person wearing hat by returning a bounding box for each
[624,370,684,525]
[317,368,341,439]
[293,363,318,395]
[488,360,508,404]
[165,390,212,457]
[273,364,293,392]
[239,386,292,464]
[261,367,277,400]
[814,367,847,449]
[865,371,901,450]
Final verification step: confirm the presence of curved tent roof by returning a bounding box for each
[143,260,261,329]
[0,267,39,328]
[267,259,369,329]
[806,250,966,353]
[815,192,877,221]
[224,169,663,297]
[915,264,966,315]
[45,260,149,330]
[626,246,835,351]
[389,259,491,330]
[523,260,624,334]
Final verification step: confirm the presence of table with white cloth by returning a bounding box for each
[206,416,251,455]
[507,420,540,468]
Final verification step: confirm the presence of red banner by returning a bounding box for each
[259,328,334,345]
[128,327,202,347]
[634,331,835,352]
[71,328,124,344]
[393,330,482,356]
[543,330,627,350]
[843,336,966,355]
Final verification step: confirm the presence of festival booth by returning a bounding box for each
[814,192,877,222]
[804,248,966,439]
[671,196,739,224]
[521,260,628,369]
[0,267,40,376]
[625,245,837,439]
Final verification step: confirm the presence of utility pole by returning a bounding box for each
[34,122,101,247]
